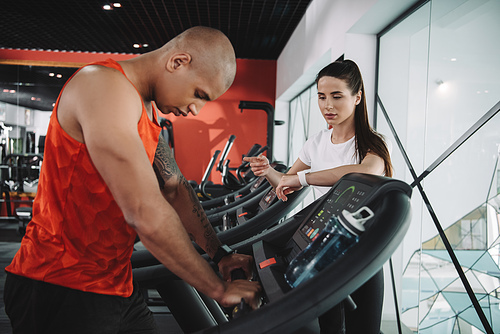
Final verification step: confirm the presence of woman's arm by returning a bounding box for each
[243,155,311,189]
[276,153,385,201]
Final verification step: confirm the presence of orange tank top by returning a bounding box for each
[6,59,161,297]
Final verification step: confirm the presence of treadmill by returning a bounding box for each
[134,173,412,333]
[131,180,310,268]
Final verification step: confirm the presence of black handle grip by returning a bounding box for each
[230,268,247,281]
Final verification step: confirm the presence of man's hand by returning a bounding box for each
[216,253,262,310]
[218,279,262,310]
[276,175,302,202]
[218,253,254,281]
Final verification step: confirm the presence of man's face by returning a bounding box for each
[155,62,227,117]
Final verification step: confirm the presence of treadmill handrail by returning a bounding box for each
[201,150,221,184]
[217,134,237,172]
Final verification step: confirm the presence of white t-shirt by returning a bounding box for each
[298,128,360,197]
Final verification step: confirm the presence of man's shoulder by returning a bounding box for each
[76,63,125,82]
[69,64,137,100]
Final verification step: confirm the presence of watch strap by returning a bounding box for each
[297,170,310,187]
[212,244,234,265]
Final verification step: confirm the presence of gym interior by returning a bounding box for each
[1,0,499,333]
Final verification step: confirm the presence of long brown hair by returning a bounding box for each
[315,60,393,177]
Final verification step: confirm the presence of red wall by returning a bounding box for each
[162,58,276,183]
[0,49,277,184]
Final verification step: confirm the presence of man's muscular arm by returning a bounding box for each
[153,135,220,257]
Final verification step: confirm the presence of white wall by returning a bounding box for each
[276,0,377,100]
[276,0,421,101]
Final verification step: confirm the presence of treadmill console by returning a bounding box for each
[293,180,373,250]
[252,173,411,303]
[259,189,277,211]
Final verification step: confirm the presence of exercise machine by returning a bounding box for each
[134,173,412,333]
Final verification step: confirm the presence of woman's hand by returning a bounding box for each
[243,154,271,176]
[275,174,302,201]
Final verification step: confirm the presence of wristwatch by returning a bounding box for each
[297,170,310,187]
[212,244,235,265]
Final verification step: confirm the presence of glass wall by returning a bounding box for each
[377,0,500,332]
[0,64,76,217]
[0,63,76,159]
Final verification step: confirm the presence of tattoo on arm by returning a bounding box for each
[180,177,220,255]
[154,135,221,255]
[153,135,182,190]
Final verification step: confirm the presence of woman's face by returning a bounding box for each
[317,76,361,128]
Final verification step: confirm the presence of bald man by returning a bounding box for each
[4,27,261,334]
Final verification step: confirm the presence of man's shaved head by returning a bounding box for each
[164,26,236,90]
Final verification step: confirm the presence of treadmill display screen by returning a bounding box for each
[259,189,277,210]
[296,181,372,248]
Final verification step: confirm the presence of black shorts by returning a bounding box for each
[4,272,159,334]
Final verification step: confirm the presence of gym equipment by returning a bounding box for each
[194,135,271,200]
[134,173,412,333]
[1,153,42,194]
[201,162,286,213]
[207,184,310,247]
[221,145,268,190]
[239,101,278,161]
[0,153,42,234]
[194,149,224,200]
[193,135,239,200]
[201,175,270,213]
[131,178,310,269]
[159,118,174,155]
